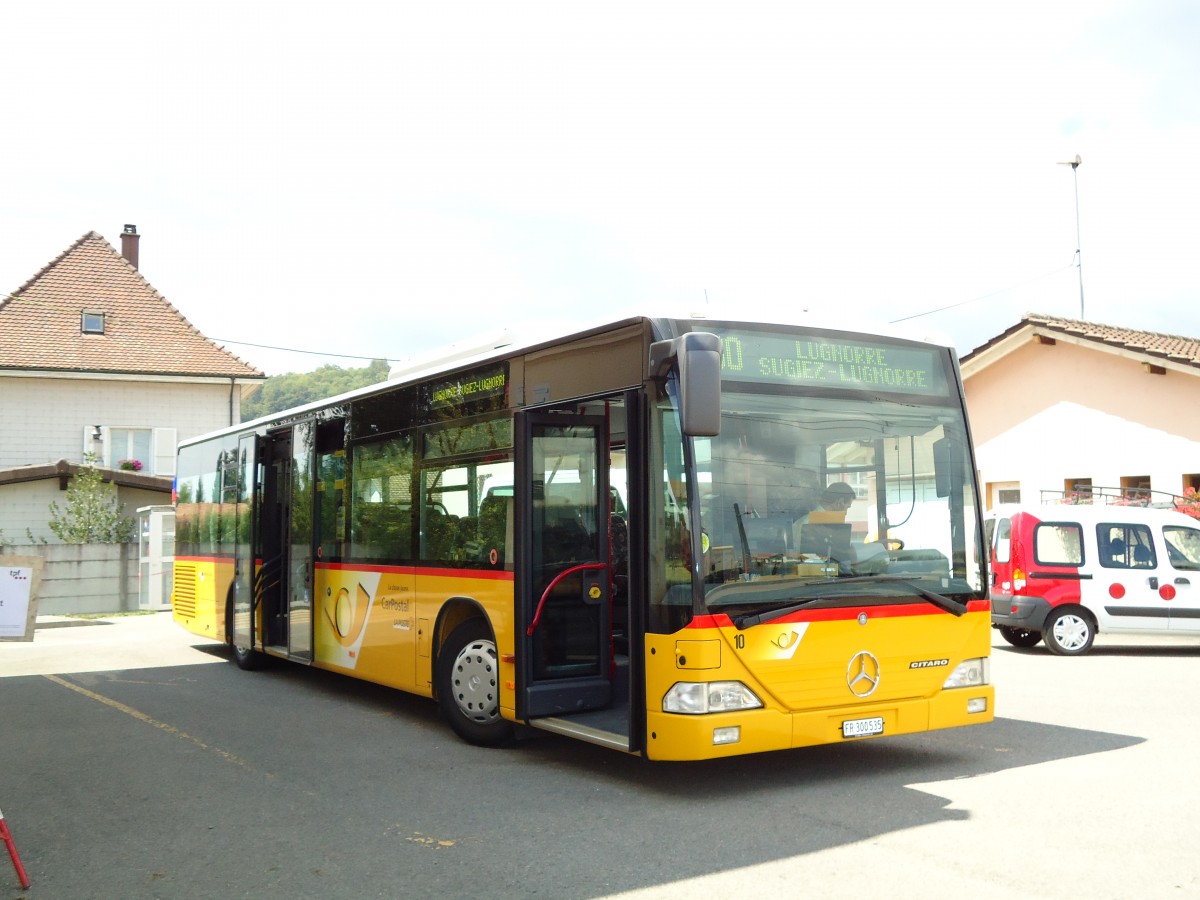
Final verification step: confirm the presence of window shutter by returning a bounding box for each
[154,428,177,476]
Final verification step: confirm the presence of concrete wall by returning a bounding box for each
[2,543,139,615]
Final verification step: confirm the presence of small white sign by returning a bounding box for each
[0,556,42,641]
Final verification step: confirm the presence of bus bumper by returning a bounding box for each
[644,686,995,761]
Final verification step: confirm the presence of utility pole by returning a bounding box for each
[1057,154,1084,319]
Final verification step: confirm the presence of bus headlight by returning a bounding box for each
[942,657,990,689]
[663,681,764,714]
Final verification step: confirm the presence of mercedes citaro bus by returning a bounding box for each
[172,315,992,760]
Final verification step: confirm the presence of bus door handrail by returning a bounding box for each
[527,562,609,636]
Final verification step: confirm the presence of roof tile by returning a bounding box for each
[963,312,1200,368]
[0,231,264,378]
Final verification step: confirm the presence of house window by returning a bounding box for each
[1120,475,1151,505]
[1065,478,1092,504]
[110,428,153,472]
[81,312,105,334]
[988,481,1019,507]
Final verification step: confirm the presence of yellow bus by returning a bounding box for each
[172,315,992,760]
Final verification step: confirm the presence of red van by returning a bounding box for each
[986,504,1200,655]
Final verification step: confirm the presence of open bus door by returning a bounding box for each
[516,411,613,720]
[231,425,316,666]
[231,432,261,662]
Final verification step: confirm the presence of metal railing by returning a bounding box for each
[1040,486,1200,516]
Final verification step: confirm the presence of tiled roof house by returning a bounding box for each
[960,312,1200,508]
[0,225,264,546]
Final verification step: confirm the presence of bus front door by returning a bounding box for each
[516,412,613,720]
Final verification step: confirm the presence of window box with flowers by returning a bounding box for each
[118,459,143,472]
[1175,487,1200,521]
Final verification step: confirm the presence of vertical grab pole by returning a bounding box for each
[0,806,31,889]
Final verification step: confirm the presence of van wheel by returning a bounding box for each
[436,619,514,747]
[1043,609,1095,656]
[998,626,1042,648]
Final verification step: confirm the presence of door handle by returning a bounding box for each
[1175,577,1191,585]
[1148,576,1159,590]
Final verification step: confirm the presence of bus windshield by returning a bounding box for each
[694,387,983,613]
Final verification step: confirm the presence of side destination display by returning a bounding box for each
[713,328,948,396]
[427,365,509,410]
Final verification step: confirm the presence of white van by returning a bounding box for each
[986,504,1200,655]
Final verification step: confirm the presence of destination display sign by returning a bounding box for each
[428,365,509,410]
[711,328,948,396]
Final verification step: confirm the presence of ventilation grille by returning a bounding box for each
[173,563,197,618]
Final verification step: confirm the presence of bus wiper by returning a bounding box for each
[733,597,825,630]
[834,574,968,617]
[731,575,967,630]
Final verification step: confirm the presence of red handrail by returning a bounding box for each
[526,562,608,636]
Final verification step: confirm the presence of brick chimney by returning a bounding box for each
[121,223,140,270]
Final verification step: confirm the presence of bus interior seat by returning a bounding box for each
[423,505,459,560]
[539,502,593,562]
[477,495,510,567]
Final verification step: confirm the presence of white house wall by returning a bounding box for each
[0,479,169,544]
[965,337,1200,506]
[974,401,1200,504]
[0,375,242,471]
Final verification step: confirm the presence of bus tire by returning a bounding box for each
[1043,608,1095,656]
[226,598,262,671]
[998,626,1042,649]
[436,619,513,747]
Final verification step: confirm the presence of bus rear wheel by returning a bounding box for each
[436,619,513,747]
[1043,608,1095,656]
[226,598,262,671]
[998,626,1042,648]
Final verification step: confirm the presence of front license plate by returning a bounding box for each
[842,716,884,738]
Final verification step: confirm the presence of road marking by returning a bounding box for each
[43,673,252,770]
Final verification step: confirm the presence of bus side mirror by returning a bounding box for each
[933,436,960,498]
[650,332,722,437]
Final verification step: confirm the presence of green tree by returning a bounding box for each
[241,359,390,422]
[47,455,136,543]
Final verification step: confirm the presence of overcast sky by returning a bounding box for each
[3,1,1197,375]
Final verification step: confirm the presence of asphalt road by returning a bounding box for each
[2,614,1198,899]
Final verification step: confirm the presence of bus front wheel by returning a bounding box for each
[436,619,513,747]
